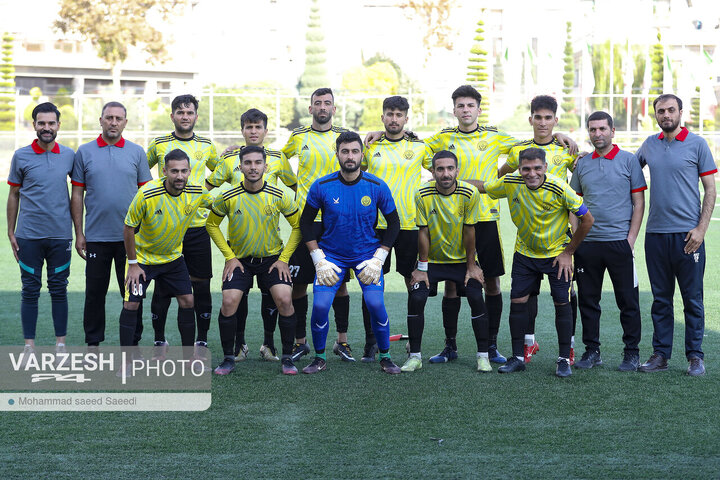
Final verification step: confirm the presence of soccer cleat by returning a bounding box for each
[290,343,310,362]
[302,357,327,374]
[379,357,402,374]
[234,344,249,362]
[333,342,356,362]
[488,346,507,364]
[213,357,236,375]
[152,340,169,361]
[429,346,458,363]
[360,343,378,363]
[477,356,492,373]
[281,357,298,375]
[524,341,539,363]
[498,356,526,373]
[618,352,640,372]
[569,347,575,366]
[259,344,280,362]
[574,349,603,369]
[401,356,422,372]
[556,358,572,377]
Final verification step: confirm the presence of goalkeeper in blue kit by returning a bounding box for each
[299,131,402,374]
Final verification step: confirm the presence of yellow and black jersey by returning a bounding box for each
[362,135,432,230]
[415,180,481,263]
[208,146,297,189]
[505,139,576,181]
[425,126,517,221]
[124,178,213,265]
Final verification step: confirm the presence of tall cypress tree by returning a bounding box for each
[0,33,15,130]
[294,0,329,127]
[558,22,579,130]
[466,14,490,124]
[649,31,663,96]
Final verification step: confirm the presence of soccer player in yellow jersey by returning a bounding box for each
[281,87,362,363]
[478,148,594,377]
[499,95,579,364]
[205,146,302,376]
[402,150,491,373]
[206,108,297,363]
[146,95,220,359]
[361,95,432,361]
[120,150,213,370]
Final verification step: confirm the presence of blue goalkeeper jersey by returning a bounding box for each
[306,171,396,264]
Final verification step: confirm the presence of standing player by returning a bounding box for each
[571,111,646,371]
[71,102,153,349]
[282,87,362,363]
[403,150,490,373]
[300,132,402,374]
[121,149,212,361]
[7,102,74,357]
[636,94,716,376]
[477,148,594,377]
[146,94,219,358]
[207,108,297,362]
[205,146,302,375]
[361,95,432,362]
[498,95,578,364]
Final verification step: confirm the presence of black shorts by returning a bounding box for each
[475,221,505,278]
[420,262,482,297]
[182,227,212,279]
[376,229,418,278]
[223,255,291,292]
[124,257,192,302]
[289,221,351,285]
[510,252,571,304]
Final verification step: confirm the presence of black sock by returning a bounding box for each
[468,287,488,352]
[570,292,578,337]
[151,288,172,343]
[485,293,502,347]
[119,307,138,347]
[527,294,538,335]
[333,294,349,334]
[177,307,196,347]
[133,301,143,346]
[278,314,297,356]
[235,294,248,350]
[442,296,461,341]
[261,291,278,346]
[192,280,212,343]
[407,287,429,353]
[218,312,237,357]
[361,295,377,345]
[555,303,572,358]
[509,302,530,358]
[293,295,308,340]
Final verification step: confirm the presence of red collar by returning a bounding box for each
[591,144,619,160]
[658,127,688,141]
[96,134,125,148]
[31,139,60,154]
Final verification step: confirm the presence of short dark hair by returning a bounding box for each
[32,102,60,122]
[431,150,458,169]
[240,108,268,129]
[335,131,362,152]
[311,87,334,102]
[586,111,614,128]
[171,94,199,113]
[164,148,190,165]
[101,101,127,117]
[518,147,546,165]
[530,95,558,115]
[451,85,482,105]
[653,93,683,112]
[239,145,266,162]
[382,96,409,112]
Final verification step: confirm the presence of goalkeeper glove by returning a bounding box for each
[356,248,389,285]
[310,249,342,286]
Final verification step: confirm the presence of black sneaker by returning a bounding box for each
[302,357,327,374]
[618,352,640,372]
[379,357,401,374]
[290,343,310,362]
[574,349,602,369]
[333,342,356,362]
[214,357,235,375]
[556,358,572,377]
[281,357,298,375]
[361,343,378,363]
[498,356,526,373]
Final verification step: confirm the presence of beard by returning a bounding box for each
[37,130,57,143]
[659,118,680,133]
[340,161,360,173]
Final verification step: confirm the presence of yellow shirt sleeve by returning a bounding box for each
[206,210,234,261]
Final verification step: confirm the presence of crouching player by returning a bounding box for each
[205,146,302,375]
[300,131,402,374]
[403,150,490,373]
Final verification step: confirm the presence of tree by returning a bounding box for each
[649,31,663,96]
[590,42,624,121]
[294,0,329,127]
[687,86,701,130]
[558,22,579,130]
[54,0,185,93]
[0,33,15,130]
[466,14,490,124]
[341,61,399,131]
[399,0,457,63]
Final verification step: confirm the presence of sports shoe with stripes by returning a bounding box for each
[290,343,310,362]
[214,357,235,375]
[302,357,326,374]
[333,342,356,362]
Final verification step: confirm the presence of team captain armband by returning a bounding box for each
[573,204,589,217]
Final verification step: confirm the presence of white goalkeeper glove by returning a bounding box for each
[310,249,342,286]
[356,248,389,285]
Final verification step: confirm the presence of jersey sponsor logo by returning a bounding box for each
[194,151,204,160]
[333,197,340,204]
[155,208,163,215]
[477,141,488,151]
[448,144,456,150]
[403,150,415,159]
[184,204,194,215]
[541,203,552,212]
[552,155,563,165]
[512,196,520,204]
[233,165,241,172]
[301,145,309,151]
[234,208,242,215]
[373,152,382,158]
[361,195,372,207]
[429,208,437,215]
[264,205,273,215]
